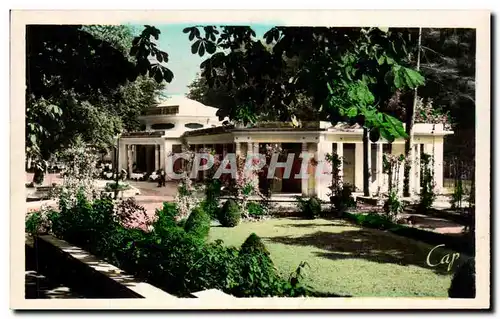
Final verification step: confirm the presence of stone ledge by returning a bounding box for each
[191,288,235,299]
[28,234,234,300]
[31,234,177,300]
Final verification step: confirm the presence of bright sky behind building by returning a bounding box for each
[129,23,276,97]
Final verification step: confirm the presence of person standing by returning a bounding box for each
[160,169,166,187]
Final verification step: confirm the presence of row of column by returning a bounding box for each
[119,143,167,175]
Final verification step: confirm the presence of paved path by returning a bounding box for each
[128,180,178,217]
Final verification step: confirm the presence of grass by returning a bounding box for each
[209,217,466,297]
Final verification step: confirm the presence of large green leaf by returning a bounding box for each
[346,107,358,117]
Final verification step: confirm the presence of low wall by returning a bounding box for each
[26,234,177,299]
[26,234,235,299]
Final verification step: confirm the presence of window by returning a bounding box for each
[151,123,175,130]
[185,123,204,129]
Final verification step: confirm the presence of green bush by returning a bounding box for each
[184,206,211,241]
[200,199,219,220]
[330,184,356,216]
[153,202,182,234]
[448,258,475,298]
[218,199,241,227]
[26,211,43,236]
[383,190,404,221]
[418,153,436,213]
[240,233,270,256]
[345,212,395,230]
[295,196,322,219]
[246,202,265,217]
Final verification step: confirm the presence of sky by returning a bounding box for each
[129,23,276,96]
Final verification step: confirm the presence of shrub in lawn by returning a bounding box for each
[448,258,475,298]
[204,179,222,219]
[184,206,211,241]
[200,199,219,221]
[330,184,356,216]
[218,199,241,227]
[295,196,322,219]
[325,153,355,216]
[240,233,270,256]
[246,201,266,217]
[152,202,182,233]
[345,212,394,230]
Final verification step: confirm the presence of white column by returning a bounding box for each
[301,142,309,196]
[408,143,416,197]
[391,143,405,196]
[308,143,318,196]
[247,142,254,156]
[126,144,132,176]
[164,142,174,180]
[376,143,383,194]
[433,139,444,194]
[203,144,208,180]
[133,145,137,165]
[253,142,259,155]
[118,141,127,171]
[222,143,228,162]
[354,142,363,192]
[336,142,344,184]
[154,144,159,171]
[367,140,372,195]
[414,143,421,194]
[315,136,333,201]
[159,141,165,170]
[235,142,241,157]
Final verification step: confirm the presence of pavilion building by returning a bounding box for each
[116,96,453,201]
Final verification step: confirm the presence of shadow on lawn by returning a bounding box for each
[278,222,350,228]
[266,229,461,275]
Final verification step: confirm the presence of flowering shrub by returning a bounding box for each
[50,143,100,208]
[418,153,436,213]
[25,205,59,236]
[414,98,451,129]
[174,176,202,221]
[115,197,153,232]
[326,153,355,216]
[382,154,405,221]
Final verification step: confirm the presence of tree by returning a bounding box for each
[26,25,171,183]
[402,27,422,198]
[184,26,425,195]
[418,28,476,166]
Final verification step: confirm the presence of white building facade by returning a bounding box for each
[117,97,452,201]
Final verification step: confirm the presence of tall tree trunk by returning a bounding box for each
[403,27,422,198]
[363,127,370,196]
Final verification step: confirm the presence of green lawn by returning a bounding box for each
[209,218,462,297]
